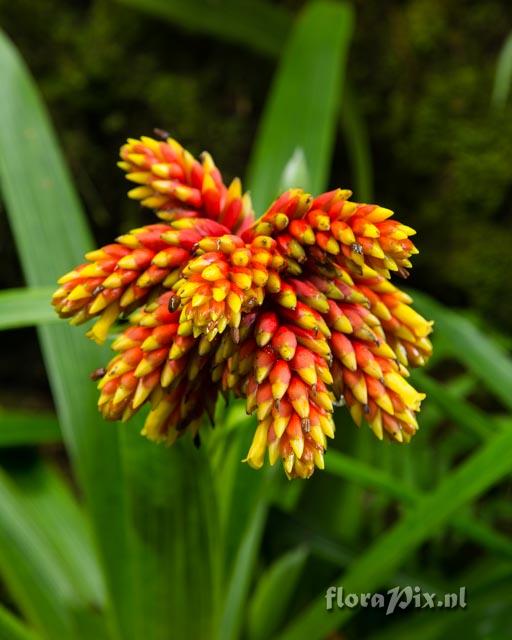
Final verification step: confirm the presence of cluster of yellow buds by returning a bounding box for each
[53,134,432,478]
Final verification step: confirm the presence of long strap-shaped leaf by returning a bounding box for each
[117,0,290,57]
[276,425,512,640]
[491,31,512,109]
[326,450,512,559]
[118,426,222,640]
[0,30,129,639]
[0,468,77,638]
[247,0,354,213]
[412,291,512,412]
[119,0,368,216]
[0,410,61,446]
[10,462,106,607]
[247,546,308,640]
[0,287,57,329]
[0,29,223,640]
[0,462,114,640]
[0,604,41,640]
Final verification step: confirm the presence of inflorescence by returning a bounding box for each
[53,135,432,478]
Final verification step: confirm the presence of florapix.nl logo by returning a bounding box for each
[325,586,467,615]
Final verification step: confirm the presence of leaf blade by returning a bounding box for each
[0,604,41,640]
[117,0,291,57]
[277,426,512,639]
[491,30,512,109]
[411,290,512,411]
[0,410,61,446]
[0,467,76,638]
[247,0,354,213]
[247,546,308,640]
[0,287,57,330]
[0,29,129,639]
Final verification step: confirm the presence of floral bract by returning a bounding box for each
[53,135,432,478]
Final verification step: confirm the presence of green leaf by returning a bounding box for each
[0,605,41,640]
[10,462,106,609]
[491,31,512,109]
[247,547,308,640]
[0,410,61,446]
[0,287,57,330]
[208,410,261,566]
[206,400,277,640]
[412,370,497,441]
[117,0,291,57]
[368,578,512,640]
[120,0,367,213]
[340,82,373,201]
[326,448,417,503]
[326,449,512,559]
[277,425,512,639]
[0,29,129,639]
[0,467,78,638]
[0,465,112,640]
[216,465,275,640]
[247,0,354,213]
[330,414,373,543]
[0,30,227,640]
[411,290,512,411]
[118,428,222,640]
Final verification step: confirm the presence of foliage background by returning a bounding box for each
[0,1,512,639]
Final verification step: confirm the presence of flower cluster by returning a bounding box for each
[53,134,432,478]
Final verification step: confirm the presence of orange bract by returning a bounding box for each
[53,134,432,479]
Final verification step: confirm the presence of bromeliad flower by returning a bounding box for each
[53,134,433,478]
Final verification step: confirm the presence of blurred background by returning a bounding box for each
[1,1,512,639]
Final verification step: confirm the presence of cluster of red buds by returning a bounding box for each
[53,134,432,478]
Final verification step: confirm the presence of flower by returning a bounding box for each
[53,134,432,478]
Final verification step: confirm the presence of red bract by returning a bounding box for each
[53,135,432,478]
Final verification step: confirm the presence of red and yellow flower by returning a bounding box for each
[53,134,432,478]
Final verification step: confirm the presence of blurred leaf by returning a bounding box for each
[412,370,497,441]
[209,412,261,567]
[0,287,57,329]
[119,429,222,640]
[278,148,311,193]
[247,546,308,640]
[217,465,275,640]
[331,414,372,543]
[326,449,512,559]
[277,425,512,639]
[124,0,368,216]
[269,510,446,594]
[10,462,106,608]
[247,0,354,213]
[340,82,373,201]
[460,556,512,592]
[0,465,111,640]
[411,290,512,411]
[209,408,288,640]
[492,31,512,109]
[0,605,40,640]
[0,30,228,640]
[368,578,512,640]
[0,29,129,639]
[327,448,417,503]
[0,410,61,446]
[117,0,291,57]
[0,467,81,638]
